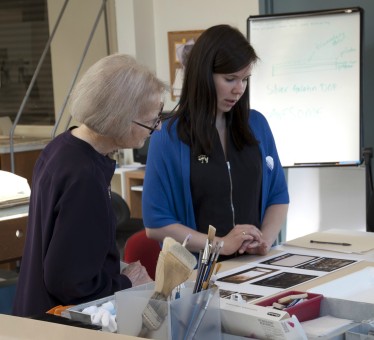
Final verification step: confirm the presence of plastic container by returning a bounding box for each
[255,290,323,322]
[115,281,222,340]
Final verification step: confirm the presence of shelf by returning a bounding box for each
[125,169,145,219]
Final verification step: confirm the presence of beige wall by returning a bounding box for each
[113,0,259,164]
[47,0,110,135]
[115,0,259,110]
[17,0,113,137]
[16,0,258,135]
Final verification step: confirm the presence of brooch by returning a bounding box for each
[198,155,209,164]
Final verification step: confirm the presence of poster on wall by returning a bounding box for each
[167,30,204,101]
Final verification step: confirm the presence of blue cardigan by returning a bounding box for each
[142,109,289,230]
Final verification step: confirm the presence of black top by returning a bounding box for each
[190,127,262,239]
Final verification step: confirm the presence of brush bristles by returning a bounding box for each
[169,243,197,270]
[140,237,197,337]
[154,251,165,293]
[162,236,178,252]
[154,237,197,293]
[208,225,216,244]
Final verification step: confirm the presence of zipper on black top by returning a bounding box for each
[226,161,235,228]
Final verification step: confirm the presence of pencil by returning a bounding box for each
[310,240,351,246]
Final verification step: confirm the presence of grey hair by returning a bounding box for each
[70,54,166,138]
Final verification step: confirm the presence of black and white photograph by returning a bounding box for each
[260,253,318,268]
[218,267,278,284]
[219,289,263,303]
[251,272,318,289]
[296,257,356,272]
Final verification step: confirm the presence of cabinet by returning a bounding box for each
[0,137,49,186]
[125,169,145,219]
[111,167,136,202]
[0,150,40,187]
[0,216,27,264]
[0,206,28,270]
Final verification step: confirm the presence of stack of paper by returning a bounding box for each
[284,230,374,254]
[0,170,30,208]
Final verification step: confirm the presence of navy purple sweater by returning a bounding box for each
[13,129,132,317]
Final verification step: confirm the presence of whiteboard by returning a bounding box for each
[248,8,362,167]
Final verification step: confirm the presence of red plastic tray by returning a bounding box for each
[255,290,323,322]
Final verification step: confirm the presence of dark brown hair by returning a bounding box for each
[169,24,259,155]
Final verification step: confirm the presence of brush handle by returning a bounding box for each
[138,292,168,337]
[193,250,204,293]
[184,286,218,340]
[201,260,216,290]
[193,261,208,293]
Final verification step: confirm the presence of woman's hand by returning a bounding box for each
[243,239,272,256]
[121,261,153,286]
[220,224,262,256]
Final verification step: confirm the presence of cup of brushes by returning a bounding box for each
[115,226,223,339]
[138,236,197,337]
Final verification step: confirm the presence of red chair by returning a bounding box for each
[123,229,161,280]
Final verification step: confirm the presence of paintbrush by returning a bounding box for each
[182,234,192,247]
[208,262,222,286]
[193,239,209,293]
[193,225,216,293]
[207,224,216,250]
[201,240,224,290]
[138,238,197,337]
[184,285,219,340]
[176,234,192,299]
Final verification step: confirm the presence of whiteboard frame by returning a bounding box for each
[247,7,363,168]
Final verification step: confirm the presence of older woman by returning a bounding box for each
[13,54,165,317]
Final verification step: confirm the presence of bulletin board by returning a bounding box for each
[167,30,204,101]
[247,8,363,167]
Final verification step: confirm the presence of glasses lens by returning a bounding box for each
[151,103,164,130]
[153,117,161,129]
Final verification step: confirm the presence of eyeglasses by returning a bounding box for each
[132,103,164,135]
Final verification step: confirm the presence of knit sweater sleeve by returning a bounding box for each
[43,168,131,305]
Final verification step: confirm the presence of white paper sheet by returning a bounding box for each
[0,170,30,207]
[308,267,374,303]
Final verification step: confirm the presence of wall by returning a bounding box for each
[47,0,110,136]
[115,0,260,111]
[16,0,114,137]
[287,167,365,240]
[114,0,259,164]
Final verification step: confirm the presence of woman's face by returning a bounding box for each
[213,64,252,116]
[115,100,163,149]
